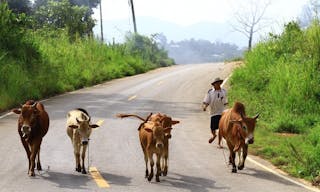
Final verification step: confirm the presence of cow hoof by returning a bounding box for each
[76,168,81,172]
[29,172,35,177]
[238,165,244,170]
[163,168,168,176]
[147,173,154,181]
[37,164,42,171]
[82,169,87,174]
[232,168,237,173]
[156,176,160,182]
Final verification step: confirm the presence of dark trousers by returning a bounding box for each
[210,115,221,132]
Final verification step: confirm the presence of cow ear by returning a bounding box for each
[12,108,21,114]
[144,128,153,133]
[171,120,180,125]
[69,125,79,129]
[164,127,173,133]
[90,124,99,129]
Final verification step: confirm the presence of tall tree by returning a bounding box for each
[33,0,95,38]
[6,0,31,14]
[230,0,270,51]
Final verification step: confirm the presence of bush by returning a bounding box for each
[229,20,320,180]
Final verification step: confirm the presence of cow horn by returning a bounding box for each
[32,102,37,108]
[254,113,260,119]
[81,113,90,122]
[240,112,245,119]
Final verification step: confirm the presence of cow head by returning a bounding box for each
[12,102,39,139]
[68,113,100,145]
[231,113,259,145]
[144,122,172,149]
[149,113,180,139]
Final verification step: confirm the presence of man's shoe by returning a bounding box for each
[208,135,216,143]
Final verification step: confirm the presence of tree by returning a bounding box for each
[6,0,31,14]
[33,0,95,39]
[230,0,270,51]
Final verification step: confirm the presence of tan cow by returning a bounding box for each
[12,100,49,176]
[218,102,259,173]
[66,108,102,174]
[117,113,177,182]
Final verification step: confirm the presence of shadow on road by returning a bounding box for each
[238,167,298,186]
[39,170,91,190]
[159,172,229,192]
[100,172,132,186]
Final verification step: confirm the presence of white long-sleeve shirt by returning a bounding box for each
[203,88,228,116]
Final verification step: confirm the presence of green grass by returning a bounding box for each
[0,29,174,111]
[228,20,320,181]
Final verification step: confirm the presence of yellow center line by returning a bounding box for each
[128,95,137,101]
[89,167,110,188]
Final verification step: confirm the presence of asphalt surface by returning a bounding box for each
[0,63,316,192]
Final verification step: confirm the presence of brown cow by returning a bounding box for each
[117,113,177,182]
[66,108,102,174]
[148,113,179,176]
[12,100,49,176]
[218,102,259,173]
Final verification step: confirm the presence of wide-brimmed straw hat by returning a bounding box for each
[211,77,223,85]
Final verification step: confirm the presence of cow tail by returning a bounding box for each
[116,114,146,121]
[233,127,242,152]
[138,113,153,131]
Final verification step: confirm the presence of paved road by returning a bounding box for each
[0,63,316,192]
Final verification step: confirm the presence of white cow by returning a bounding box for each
[66,108,101,174]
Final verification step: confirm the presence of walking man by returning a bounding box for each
[202,77,228,145]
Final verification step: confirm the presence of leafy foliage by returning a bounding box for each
[33,0,95,39]
[229,20,320,180]
[0,3,39,63]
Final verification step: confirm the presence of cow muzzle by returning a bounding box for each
[81,138,89,145]
[245,137,254,144]
[21,125,31,138]
[156,142,164,149]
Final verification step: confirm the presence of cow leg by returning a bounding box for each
[227,142,237,173]
[163,154,168,176]
[238,144,248,170]
[21,138,31,174]
[143,150,149,178]
[147,152,154,181]
[230,151,237,173]
[36,148,42,171]
[74,143,81,172]
[81,145,87,174]
[155,153,161,182]
[29,142,41,176]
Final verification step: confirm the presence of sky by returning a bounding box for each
[92,0,310,46]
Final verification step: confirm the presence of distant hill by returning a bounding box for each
[93,17,247,64]
[93,16,248,48]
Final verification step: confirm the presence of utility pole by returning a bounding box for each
[129,0,137,33]
[100,0,104,41]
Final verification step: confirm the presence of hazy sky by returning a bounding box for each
[93,0,309,25]
[92,0,310,46]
